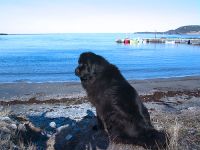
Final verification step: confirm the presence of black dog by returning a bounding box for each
[75,52,167,149]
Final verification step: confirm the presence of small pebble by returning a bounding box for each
[49,122,56,128]
[0,116,11,121]
[10,124,17,130]
[1,126,10,133]
[188,129,196,134]
[65,134,73,140]
[188,107,197,111]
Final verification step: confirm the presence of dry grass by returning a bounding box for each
[151,109,200,150]
[27,144,37,150]
[0,107,38,150]
[0,107,11,117]
[88,109,200,150]
[46,109,200,150]
[99,109,200,150]
[0,124,38,150]
[1,106,200,150]
[18,141,37,150]
[167,118,180,150]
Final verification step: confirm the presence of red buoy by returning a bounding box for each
[124,39,130,44]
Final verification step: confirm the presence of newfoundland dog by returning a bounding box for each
[75,52,167,149]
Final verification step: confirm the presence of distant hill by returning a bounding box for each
[165,25,200,34]
[135,25,200,35]
[0,33,8,35]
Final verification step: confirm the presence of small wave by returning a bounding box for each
[121,67,197,73]
[14,79,32,83]
[0,72,74,76]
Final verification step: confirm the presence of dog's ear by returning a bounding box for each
[89,62,106,76]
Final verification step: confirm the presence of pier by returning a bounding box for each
[116,38,200,45]
[143,38,200,45]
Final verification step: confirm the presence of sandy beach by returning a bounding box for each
[0,76,200,150]
[1,75,200,102]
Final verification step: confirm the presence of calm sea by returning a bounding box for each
[0,33,200,83]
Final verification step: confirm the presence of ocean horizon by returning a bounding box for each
[0,33,200,83]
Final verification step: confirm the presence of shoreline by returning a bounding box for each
[0,75,200,102]
[1,74,200,84]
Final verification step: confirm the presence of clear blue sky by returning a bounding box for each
[0,0,199,33]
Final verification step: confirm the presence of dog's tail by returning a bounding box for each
[111,129,169,149]
[138,129,169,149]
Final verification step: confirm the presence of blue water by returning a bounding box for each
[0,33,200,83]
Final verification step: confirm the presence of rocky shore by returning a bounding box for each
[0,76,200,150]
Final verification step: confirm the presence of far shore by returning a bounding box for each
[0,75,200,102]
[0,33,8,35]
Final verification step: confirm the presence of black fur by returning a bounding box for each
[75,52,167,149]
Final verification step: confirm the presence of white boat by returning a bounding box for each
[165,40,175,44]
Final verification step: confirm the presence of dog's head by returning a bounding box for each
[75,52,109,82]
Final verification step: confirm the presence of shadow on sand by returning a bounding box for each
[17,110,109,150]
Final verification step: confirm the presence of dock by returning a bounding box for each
[116,38,200,46]
[143,38,200,45]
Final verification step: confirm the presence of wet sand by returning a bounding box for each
[0,76,200,102]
